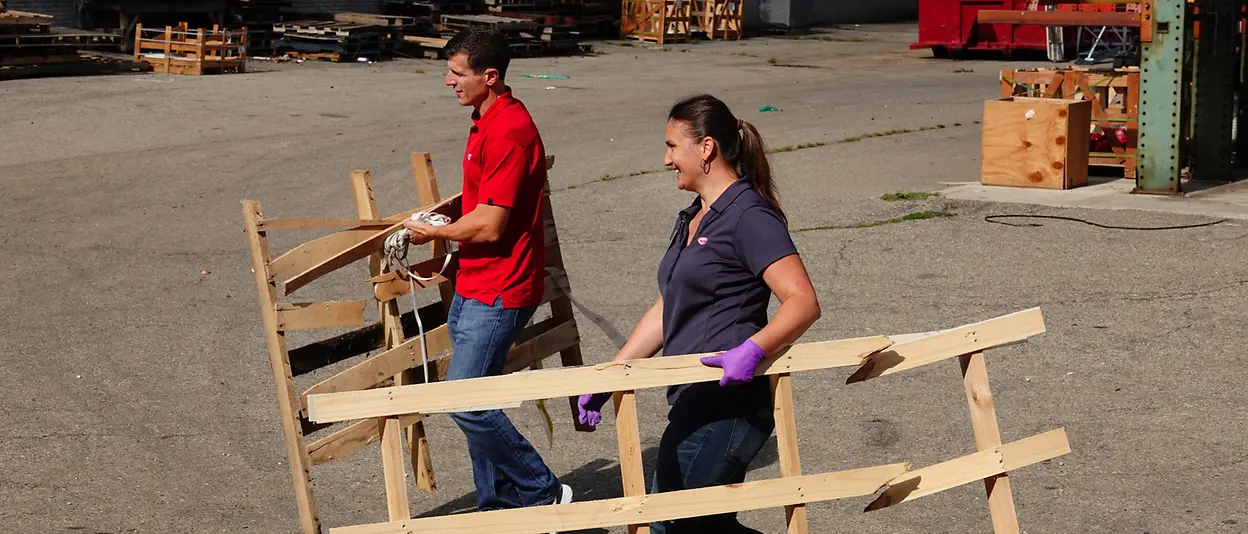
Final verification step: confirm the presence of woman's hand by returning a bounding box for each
[700,339,767,387]
[576,393,613,429]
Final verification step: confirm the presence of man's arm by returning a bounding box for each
[406,204,509,244]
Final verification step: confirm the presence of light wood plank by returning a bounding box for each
[352,169,429,501]
[307,414,426,466]
[541,190,591,431]
[847,308,1045,383]
[500,319,579,375]
[282,194,461,296]
[276,301,368,331]
[960,352,1020,534]
[270,226,386,281]
[241,201,321,534]
[309,336,891,423]
[770,374,808,534]
[379,417,410,520]
[300,324,453,413]
[613,391,649,534]
[865,429,1070,511]
[410,152,457,310]
[331,463,910,534]
[258,217,401,232]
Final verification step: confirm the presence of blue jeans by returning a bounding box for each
[650,401,775,534]
[446,294,561,511]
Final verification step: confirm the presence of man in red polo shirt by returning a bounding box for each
[403,27,570,514]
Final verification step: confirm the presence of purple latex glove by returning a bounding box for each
[700,339,767,387]
[577,392,612,428]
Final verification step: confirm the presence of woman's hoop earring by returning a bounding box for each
[701,159,712,174]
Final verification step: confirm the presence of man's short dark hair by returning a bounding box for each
[444,27,511,79]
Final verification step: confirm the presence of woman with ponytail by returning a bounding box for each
[576,94,822,533]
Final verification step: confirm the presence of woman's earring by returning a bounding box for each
[701,158,712,174]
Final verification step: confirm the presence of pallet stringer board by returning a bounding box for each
[241,200,321,534]
[350,169,435,499]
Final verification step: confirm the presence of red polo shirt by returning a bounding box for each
[457,88,546,308]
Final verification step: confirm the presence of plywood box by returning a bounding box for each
[981,97,1092,190]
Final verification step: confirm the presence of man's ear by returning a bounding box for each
[485,67,502,89]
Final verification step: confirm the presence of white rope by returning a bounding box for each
[383,211,454,384]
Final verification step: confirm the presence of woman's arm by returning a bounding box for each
[750,254,821,355]
[610,296,665,362]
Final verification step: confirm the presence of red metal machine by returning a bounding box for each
[911,1,1142,57]
[910,0,1058,57]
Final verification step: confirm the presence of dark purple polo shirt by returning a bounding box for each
[657,178,798,413]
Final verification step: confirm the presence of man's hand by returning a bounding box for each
[402,219,438,245]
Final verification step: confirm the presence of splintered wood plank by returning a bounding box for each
[847,308,1045,383]
[770,374,808,534]
[276,301,368,331]
[960,352,1020,533]
[241,200,320,534]
[374,252,562,303]
[613,391,649,534]
[308,336,891,423]
[371,255,455,302]
[330,463,911,534]
[300,324,453,413]
[865,429,1070,512]
[307,414,426,466]
[281,194,461,295]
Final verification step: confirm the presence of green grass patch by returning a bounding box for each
[855,211,955,228]
[770,141,829,153]
[881,191,940,202]
[794,211,955,233]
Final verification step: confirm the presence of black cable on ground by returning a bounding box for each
[984,214,1229,230]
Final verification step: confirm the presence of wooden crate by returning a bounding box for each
[982,97,1092,190]
[1001,67,1139,178]
[134,23,247,75]
[621,0,690,44]
[691,0,740,40]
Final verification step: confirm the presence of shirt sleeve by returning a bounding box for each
[733,207,799,276]
[477,134,530,209]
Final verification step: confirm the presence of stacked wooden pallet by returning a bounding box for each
[273,19,388,61]
[437,13,552,56]
[230,0,291,54]
[385,0,473,28]
[621,0,690,44]
[134,23,248,75]
[691,0,739,40]
[1000,67,1140,178]
[0,10,70,66]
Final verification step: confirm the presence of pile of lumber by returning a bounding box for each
[273,16,396,62]
[435,13,588,56]
[0,10,121,68]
